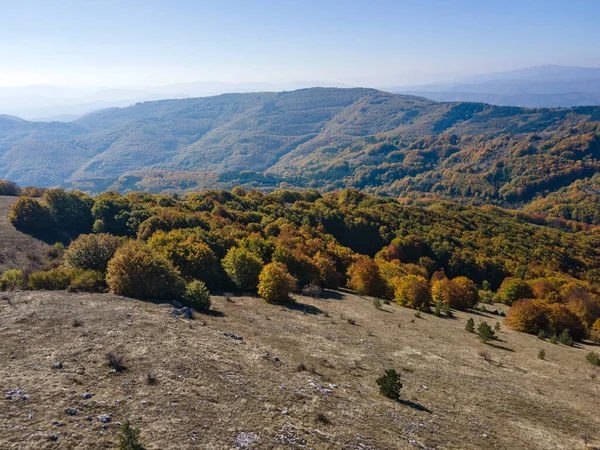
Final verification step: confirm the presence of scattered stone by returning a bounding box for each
[224,331,243,341]
[65,408,78,416]
[422,385,428,391]
[48,434,59,441]
[483,434,489,439]
[97,414,111,423]
[86,416,93,421]
[170,306,194,320]
[52,421,66,427]
[234,431,260,448]
[82,393,93,399]
[54,362,63,369]
[281,408,289,415]
[5,388,28,401]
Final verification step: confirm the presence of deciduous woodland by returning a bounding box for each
[3,186,600,343]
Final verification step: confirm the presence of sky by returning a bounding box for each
[1,0,599,88]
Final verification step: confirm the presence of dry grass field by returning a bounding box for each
[1,288,599,450]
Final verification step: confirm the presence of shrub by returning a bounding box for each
[149,229,221,287]
[376,369,403,400]
[1,269,24,290]
[547,303,586,341]
[434,300,442,316]
[477,321,496,343]
[0,179,21,196]
[494,322,501,332]
[586,351,600,366]
[537,330,546,340]
[28,268,79,290]
[257,262,296,304]
[564,288,600,329]
[68,270,106,292]
[107,352,126,372]
[9,197,55,235]
[465,317,475,333]
[538,349,546,360]
[106,241,185,300]
[453,276,479,310]
[64,233,122,272]
[43,188,94,236]
[348,255,387,297]
[182,280,211,312]
[393,275,431,310]
[118,420,144,450]
[505,299,551,335]
[222,247,264,290]
[373,298,383,310]
[442,302,452,317]
[478,350,493,363]
[558,329,573,347]
[431,277,478,311]
[302,283,323,298]
[48,242,65,259]
[495,278,533,305]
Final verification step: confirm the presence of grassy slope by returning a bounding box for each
[1,289,598,449]
[0,196,50,273]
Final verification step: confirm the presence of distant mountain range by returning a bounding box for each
[0,81,350,121]
[3,65,600,121]
[1,87,600,217]
[395,65,600,107]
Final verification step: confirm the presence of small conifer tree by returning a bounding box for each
[477,321,495,343]
[376,369,403,400]
[118,420,144,450]
[465,317,475,333]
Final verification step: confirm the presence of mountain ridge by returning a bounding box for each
[1,87,600,215]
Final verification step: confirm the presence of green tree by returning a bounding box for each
[118,420,144,450]
[43,188,94,236]
[106,240,185,300]
[9,197,55,236]
[222,247,264,290]
[64,233,122,272]
[477,321,495,343]
[495,278,533,306]
[182,280,211,312]
[257,262,297,304]
[376,369,403,400]
[465,318,475,333]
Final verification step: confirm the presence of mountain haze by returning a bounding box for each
[1,87,600,212]
[396,65,600,108]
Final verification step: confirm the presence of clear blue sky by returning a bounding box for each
[1,0,599,87]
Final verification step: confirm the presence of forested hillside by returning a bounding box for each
[1,88,600,218]
[5,187,600,343]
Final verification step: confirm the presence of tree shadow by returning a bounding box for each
[398,399,432,414]
[487,342,514,352]
[281,301,323,315]
[321,290,344,300]
[203,309,225,318]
